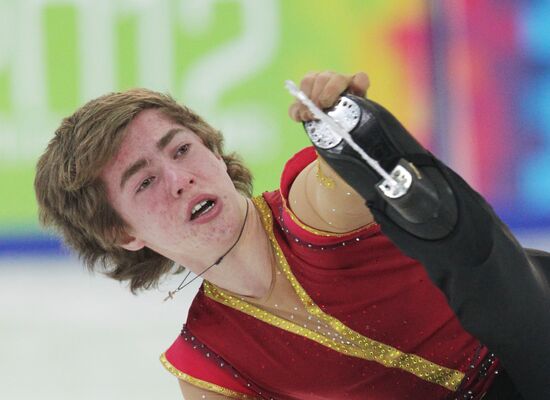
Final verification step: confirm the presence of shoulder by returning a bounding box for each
[286,150,374,233]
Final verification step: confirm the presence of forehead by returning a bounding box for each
[103,109,200,173]
[116,109,203,152]
[126,108,186,138]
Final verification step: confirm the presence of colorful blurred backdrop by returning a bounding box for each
[1,1,549,399]
[2,0,550,258]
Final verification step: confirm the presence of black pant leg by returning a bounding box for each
[484,370,524,400]
[370,166,550,400]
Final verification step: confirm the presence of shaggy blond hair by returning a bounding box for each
[35,89,252,293]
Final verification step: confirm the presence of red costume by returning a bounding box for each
[161,147,499,399]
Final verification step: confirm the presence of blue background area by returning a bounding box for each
[516,1,550,227]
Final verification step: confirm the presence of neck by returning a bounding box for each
[202,196,274,299]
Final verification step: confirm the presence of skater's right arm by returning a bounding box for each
[287,71,378,233]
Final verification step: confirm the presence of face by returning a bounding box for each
[102,109,245,269]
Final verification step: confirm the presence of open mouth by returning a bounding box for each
[190,199,216,221]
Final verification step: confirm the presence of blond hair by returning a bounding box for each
[35,89,252,293]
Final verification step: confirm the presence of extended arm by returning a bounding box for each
[288,72,375,233]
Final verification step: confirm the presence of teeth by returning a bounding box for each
[191,199,215,219]
[191,200,208,215]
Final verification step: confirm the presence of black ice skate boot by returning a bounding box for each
[303,94,458,240]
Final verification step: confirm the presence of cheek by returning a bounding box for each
[119,195,168,231]
[198,153,229,178]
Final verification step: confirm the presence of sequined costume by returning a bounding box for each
[160,147,511,399]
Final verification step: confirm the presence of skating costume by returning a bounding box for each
[161,147,502,399]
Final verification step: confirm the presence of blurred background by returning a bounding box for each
[1,0,549,398]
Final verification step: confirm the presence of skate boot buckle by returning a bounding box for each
[378,163,413,199]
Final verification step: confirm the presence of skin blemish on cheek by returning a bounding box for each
[204,231,217,241]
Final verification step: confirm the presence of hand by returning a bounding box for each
[288,71,370,122]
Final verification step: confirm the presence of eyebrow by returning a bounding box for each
[119,128,185,190]
[157,128,184,151]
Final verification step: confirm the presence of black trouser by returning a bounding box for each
[369,162,550,400]
[484,370,524,399]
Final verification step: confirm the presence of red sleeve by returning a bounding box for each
[160,329,258,399]
[279,146,317,200]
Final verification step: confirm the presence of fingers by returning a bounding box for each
[289,71,370,122]
[298,72,319,121]
[299,71,318,97]
[310,72,335,107]
[348,72,370,97]
[288,101,304,122]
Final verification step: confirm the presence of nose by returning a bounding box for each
[166,168,194,198]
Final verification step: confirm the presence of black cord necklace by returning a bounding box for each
[163,199,250,302]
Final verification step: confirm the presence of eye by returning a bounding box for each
[174,143,190,159]
[136,176,155,193]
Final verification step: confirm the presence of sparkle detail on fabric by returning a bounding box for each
[203,195,465,392]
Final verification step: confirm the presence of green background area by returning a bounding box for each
[0,0,425,234]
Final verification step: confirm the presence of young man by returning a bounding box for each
[35,72,549,399]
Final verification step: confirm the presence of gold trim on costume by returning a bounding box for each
[160,353,258,399]
[204,195,465,392]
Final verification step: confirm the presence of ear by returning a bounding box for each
[118,232,145,251]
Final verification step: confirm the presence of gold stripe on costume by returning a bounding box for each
[160,353,259,399]
[204,195,465,392]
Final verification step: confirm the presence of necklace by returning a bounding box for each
[163,199,250,302]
